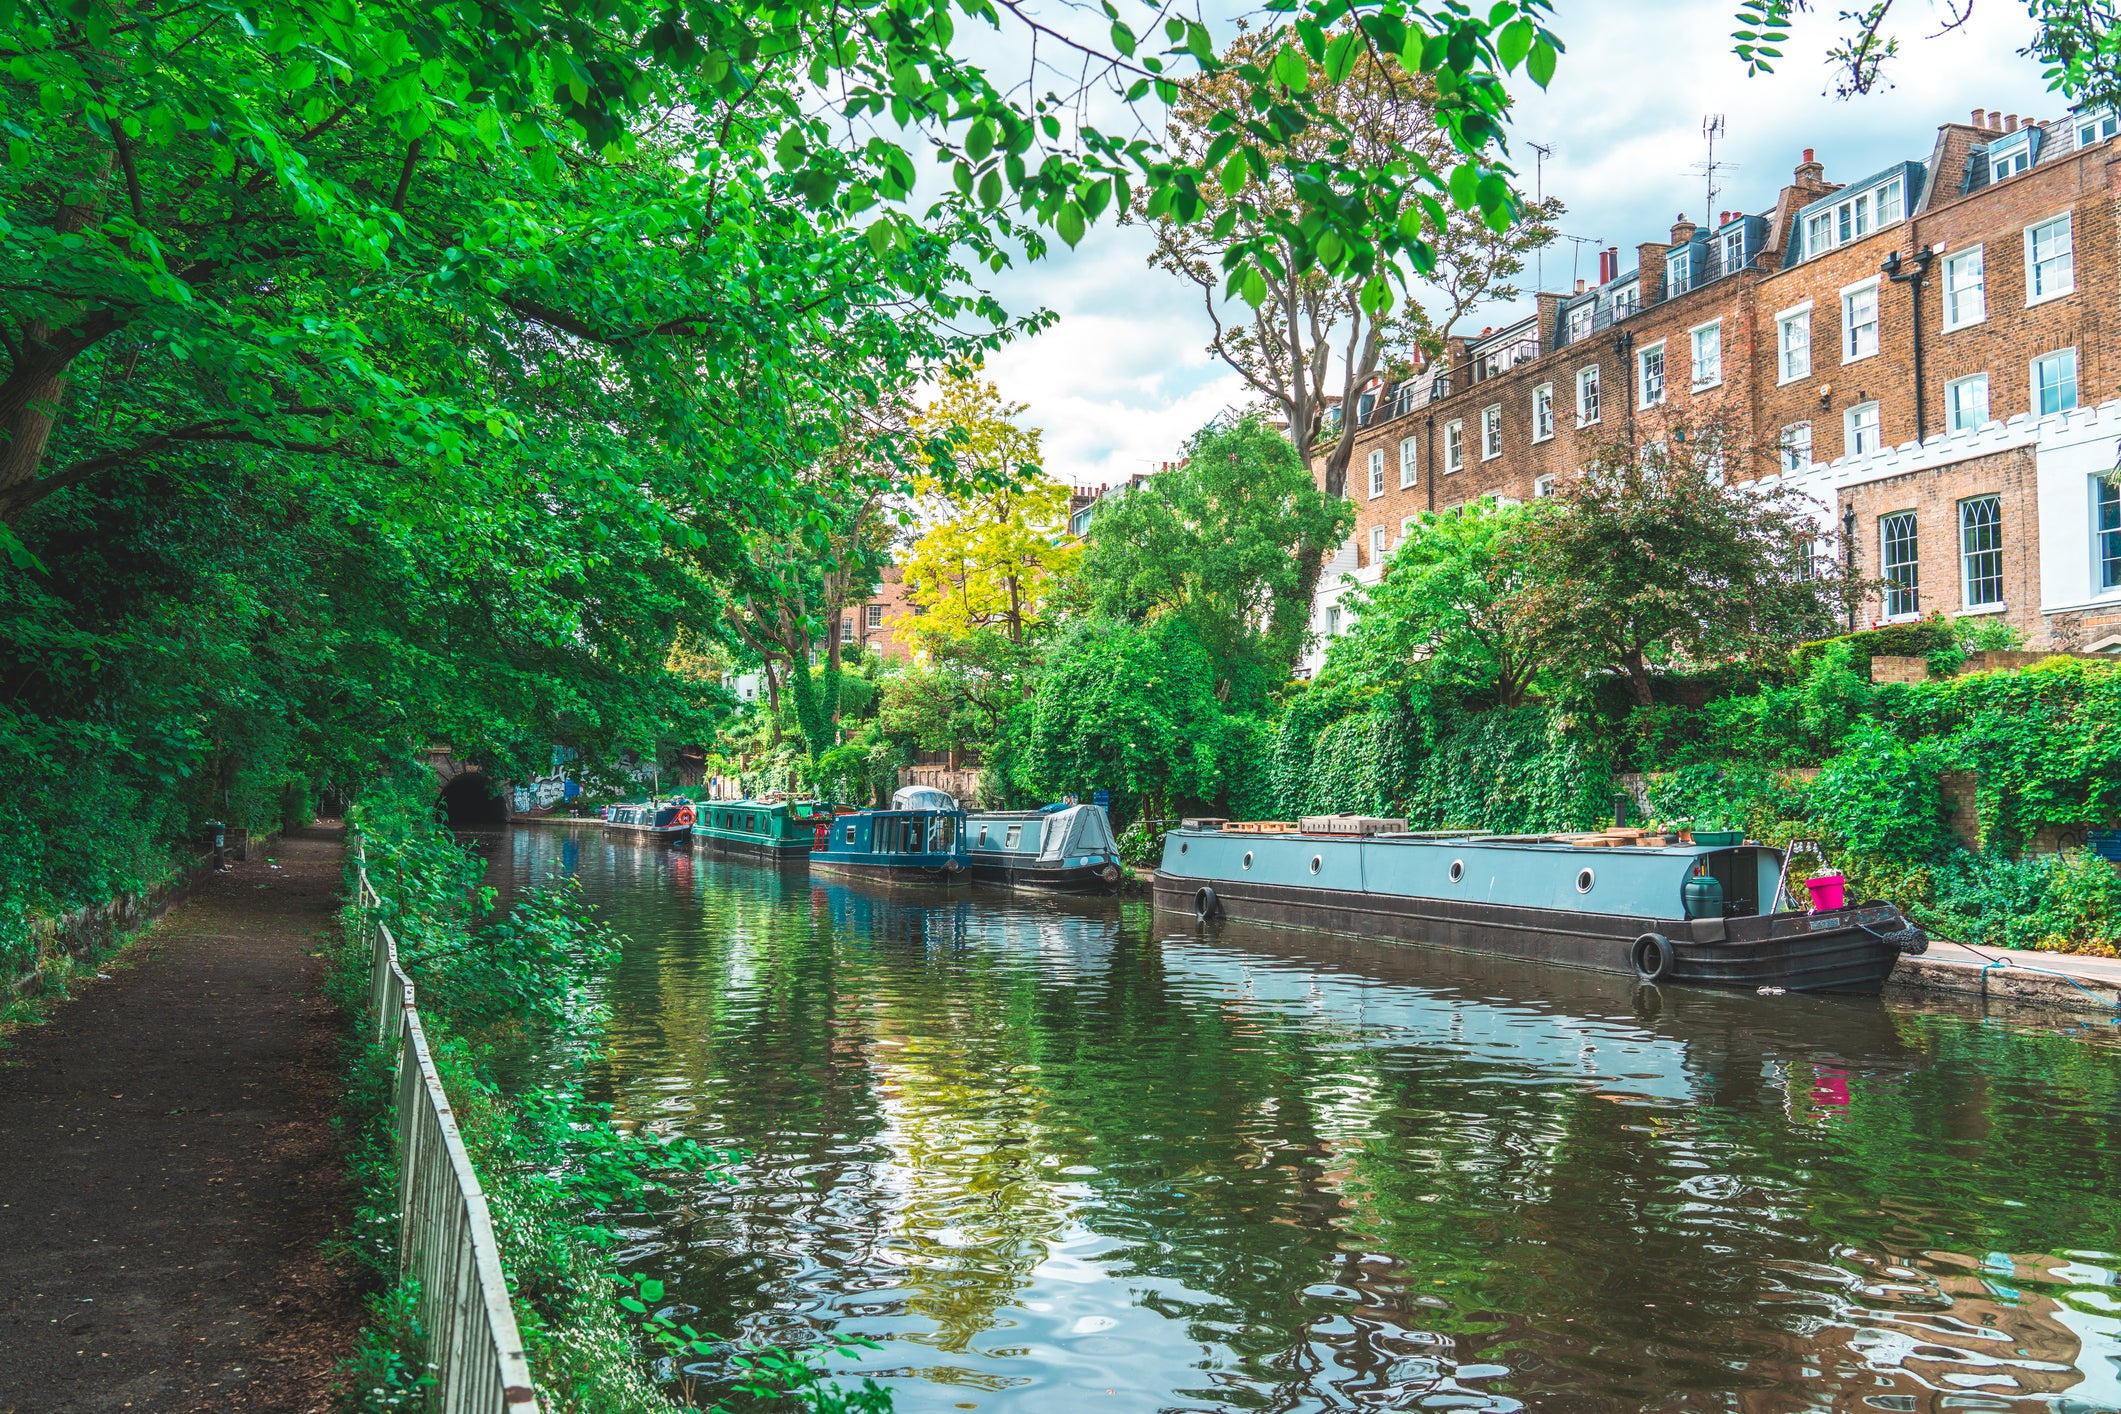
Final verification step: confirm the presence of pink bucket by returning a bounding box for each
[1804,873,1847,913]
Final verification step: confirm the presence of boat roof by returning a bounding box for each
[1173,824,1774,858]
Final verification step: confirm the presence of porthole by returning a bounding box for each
[1309,855,1323,875]
[1448,859,1464,883]
[1242,851,1254,870]
[1577,868,1596,894]
[1179,841,1189,854]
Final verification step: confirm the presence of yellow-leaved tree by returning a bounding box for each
[900,372,1078,648]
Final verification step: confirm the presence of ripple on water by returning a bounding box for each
[490,829,2121,1412]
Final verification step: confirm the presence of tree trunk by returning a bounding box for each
[1622,647,1657,708]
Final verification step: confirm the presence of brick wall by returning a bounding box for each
[851,565,918,662]
[1839,444,2043,638]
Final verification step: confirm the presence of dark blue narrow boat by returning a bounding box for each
[600,798,695,842]
[810,787,968,885]
[1154,818,1926,994]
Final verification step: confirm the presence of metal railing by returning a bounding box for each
[353,847,541,1414]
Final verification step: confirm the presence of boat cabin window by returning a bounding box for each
[978,824,990,846]
[843,823,857,845]
[1004,824,1022,849]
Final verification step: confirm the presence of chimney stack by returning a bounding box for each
[1607,246,1620,282]
[1670,214,1698,246]
[1795,148,1824,184]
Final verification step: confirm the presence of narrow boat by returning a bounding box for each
[693,798,835,864]
[810,787,968,885]
[965,804,1124,892]
[1153,817,1928,994]
[600,798,696,841]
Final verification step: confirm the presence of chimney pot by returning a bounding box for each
[2005,113,2020,132]
[1972,108,1987,127]
[1574,278,1585,293]
[1802,147,1815,163]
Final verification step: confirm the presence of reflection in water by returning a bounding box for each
[489,826,2121,1413]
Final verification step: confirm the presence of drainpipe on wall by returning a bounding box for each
[1613,329,1636,446]
[1882,246,1936,445]
[1424,414,1437,513]
[1842,503,1860,632]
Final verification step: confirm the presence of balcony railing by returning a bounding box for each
[1471,337,1540,382]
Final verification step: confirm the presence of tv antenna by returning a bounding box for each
[1559,231,1602,290]
[1528,140,1552,291]
[1691,114,1733,227]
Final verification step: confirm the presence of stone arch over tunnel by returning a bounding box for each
[440,772,506,827]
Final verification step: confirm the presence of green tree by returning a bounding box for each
[902,373,1078,647]
[1323,500,1543,707]
[1517,420,1861,709]
[1005,617,1230,818]
[1078,412,1352,704]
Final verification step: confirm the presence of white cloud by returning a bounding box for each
[968,0,2062,485]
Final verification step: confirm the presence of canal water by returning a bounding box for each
[489,826,2121,1413]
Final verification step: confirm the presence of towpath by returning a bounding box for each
[0,826,359,1413]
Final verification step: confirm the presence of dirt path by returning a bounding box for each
[0,826,360,1414]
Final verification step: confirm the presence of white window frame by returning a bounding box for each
[2077,109,2120,148]
[1481,403,1502,460]
[1575,365,1600,427]
[1399,436,1419,488]
[1665,247,1692,297]
[1367,447,1386,498]
[1959,494,2004,610]
[1720,226,1745,276]
[1941,245,1986,331]
[1565,302,1593,344]
[1990,131,2034,179]
[1444,419,1464,473]
[1531,383,1554,442]
[1841,277,1880,363]
[1775,303,1812,384]
[1690,319,1723,390]
[2026,214,2075,305]
[1325,604,1342,636]
[1401,515,1419,538]
[1369,525,1387,560]
[2096,475,2121,593]
[865,604,884,630]
[1779,422,1812,475]
[1946,373,1990,434]
[1846,400,1882,457]
[1801,176,1906,260]
[1533,473,1556,498]
[1637,341,1666,408]
[1881,510,1921,619]
[2032,347,2080,416]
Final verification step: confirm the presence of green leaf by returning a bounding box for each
[1323,31,1361,83]
[1497,19,1534,70]
[1056,200,1086,247]
[1527,38,1557,87]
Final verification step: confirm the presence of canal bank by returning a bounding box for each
[489,825,2121,1413]
[0,826,359,1413]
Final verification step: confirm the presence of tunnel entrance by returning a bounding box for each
[440,773,507,827]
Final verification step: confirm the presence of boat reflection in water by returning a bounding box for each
[490,827,2121,1414]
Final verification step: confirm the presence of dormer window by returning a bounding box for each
[1566,302,1593,344]
[2076,109,2119,148]
[1612,281,1640,318]
[1800,174,1906,260]
[1988,129,2036,179]
[1665,248,1692,296]
[1720,227,1745,276]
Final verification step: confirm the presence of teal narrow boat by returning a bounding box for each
[810,787,968,885]
[692,799,835,864]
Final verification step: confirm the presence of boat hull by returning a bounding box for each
[812,856,967,886]
[602,822,692,842]
[696,831,815,864]
[1151,871,1905,994]
[967,854,1121,893]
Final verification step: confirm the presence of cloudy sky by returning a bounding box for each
[960,0,2060,488]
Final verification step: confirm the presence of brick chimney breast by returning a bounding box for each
[1670,214,1698,245]
[1795,149,1825,183]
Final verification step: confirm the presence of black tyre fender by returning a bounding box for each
[1631,931,1676,982]
[1193,885,1218,921]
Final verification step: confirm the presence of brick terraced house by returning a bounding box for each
[1304,105,2121,674]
